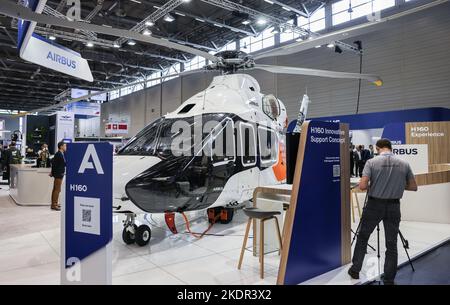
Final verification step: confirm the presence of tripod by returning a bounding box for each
[351,187,415,284]
[351,188,375,251]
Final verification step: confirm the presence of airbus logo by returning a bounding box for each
[47,51,77,69]
[78,144,104,174]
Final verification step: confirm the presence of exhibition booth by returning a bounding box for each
[3,106,449,285]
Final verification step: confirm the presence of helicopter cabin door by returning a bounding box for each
[237,121,258,202]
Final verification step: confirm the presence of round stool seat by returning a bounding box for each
[243,207,281,219]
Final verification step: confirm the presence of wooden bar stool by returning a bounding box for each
[350,188,362,222]
[237,207,282,279]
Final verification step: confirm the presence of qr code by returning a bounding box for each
[333,164,341,177]
[82,209,92,222]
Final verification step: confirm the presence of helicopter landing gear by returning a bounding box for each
[122,213,152,246]
[207,207,234,224]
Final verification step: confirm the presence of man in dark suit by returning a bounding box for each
[349,144,355,177]
[50,141,67,211]
[355,145,364,177]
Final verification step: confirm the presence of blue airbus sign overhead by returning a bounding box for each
[16,0,93,82]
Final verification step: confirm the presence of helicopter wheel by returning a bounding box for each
[135,225,152,247]
[122,224,138,245]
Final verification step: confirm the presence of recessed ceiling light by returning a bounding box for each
[86,41,94,47]
[327,43,335,48]
[48,35,56,41]
[183,0,191,2]
[145,20,154,26]
[257,18,267,25]
[195,18,205,22]
[130,0,142,3]
[163,14,175,22]
[113,43,120,48]
[315,45,322,48]
[127,40,136,46]
[242,20,250,25]
[264,0,274,4]
[143,29,151,36]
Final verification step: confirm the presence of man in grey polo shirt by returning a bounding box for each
[348,138,418,285]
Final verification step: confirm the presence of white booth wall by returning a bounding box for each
[75,117,101,137]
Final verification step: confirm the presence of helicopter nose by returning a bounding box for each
[125,176,206,213]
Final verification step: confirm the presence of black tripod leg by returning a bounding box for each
[399,230,415,272]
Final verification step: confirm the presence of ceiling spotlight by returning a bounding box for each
[327,43,335,48]
[257,18,267,25]
[86,41,94,47]
[113,43,120,48]
[348,1,353,13]
[143,29,152,36]
[48,35,56,41]
[315,45,322,48]
[163,14,175,22]
[145,20,154,26]
[127,40,136,46]
[242,20,250,25]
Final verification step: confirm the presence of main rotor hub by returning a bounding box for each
[209,50,255,74]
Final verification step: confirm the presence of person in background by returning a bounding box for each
[348,138,418,285]
[350,144,356,177]
[4,142,22,183]
[49,141,67,211]
[37,143,50,168]
[355,145,364,177]
[368,144,375,159]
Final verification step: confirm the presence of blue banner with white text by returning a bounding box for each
[65,142,113,266]
[284,121,342,284]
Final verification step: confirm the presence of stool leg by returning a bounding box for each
[238,218,252,270]
[273,216,283,255]
[355,192,361,218]
[260,219,265,279]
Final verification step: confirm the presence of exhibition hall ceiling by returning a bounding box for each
[0,0,328,111]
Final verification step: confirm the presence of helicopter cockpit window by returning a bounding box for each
[258,126,278,167]
[262,95,280,120]
[208,118,235,166]
[119,118,162,155]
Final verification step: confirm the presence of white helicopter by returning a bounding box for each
[0,2,383,246]
[112,49,382,246]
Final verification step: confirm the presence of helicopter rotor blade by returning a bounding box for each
[18,68,217,116]
[252,64,383,86]
[0,1,219,62]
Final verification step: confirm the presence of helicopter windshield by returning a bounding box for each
[118,114,234,158]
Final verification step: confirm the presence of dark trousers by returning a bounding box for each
[350,159,355,176]
[357,161,365,177]
[350,198,401,282]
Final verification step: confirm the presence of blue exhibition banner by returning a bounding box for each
[381,122,406,144]
[65,142,113,266]
[288,107,450,132]
[284,121,343,284]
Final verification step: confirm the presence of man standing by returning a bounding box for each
[368,144,375,159]
[350,144,356,177]
[50,141,67,211]
[355,145,364,177]
[5,142,22,183]
[348,139,418,285]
